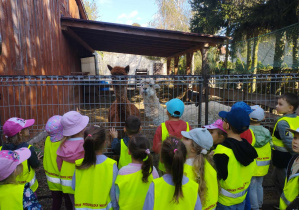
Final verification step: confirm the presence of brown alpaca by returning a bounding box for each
[108,65,140,128]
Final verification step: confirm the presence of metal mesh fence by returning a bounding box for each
[0,74,298,145]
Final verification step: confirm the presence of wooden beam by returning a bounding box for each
[167,58,171,75]
[186,52,193,75]
[61,18,228,44]
[75,0,88,20]
[167,44,203,59]
[62,27,94,53]
[174,56,179,75]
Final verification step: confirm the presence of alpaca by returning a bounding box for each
[139,78,231,126]
[108,65,140,128]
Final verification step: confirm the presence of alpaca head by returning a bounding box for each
[139,78,160,98]
[108,65,130,85]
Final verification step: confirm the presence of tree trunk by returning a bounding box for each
[174,56,179,75]
[251,36,260,93]
[271,31,286,94]
[246,38,253,73]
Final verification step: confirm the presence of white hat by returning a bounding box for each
[287,128,299,134]
[181,128,213,150]
[249,105,264,122]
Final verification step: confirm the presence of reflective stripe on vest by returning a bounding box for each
[279,171,299,209]
[153,176,198,210]
[118,139,132,169]
[75,202,112,210]
[43,136,62,191]
[75,158,116,210]
[220,188,247,198]
[214,145,255,206]
[0,184,24,209]
[280,191,291,206]
[159,121,189,172]
[272,116,299,150]
[60,160,75,194]
[61,179,73,187]
[115,170,154,210]
[46,175,61,184]
[256,160,270,166]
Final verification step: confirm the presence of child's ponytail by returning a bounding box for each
[161,137,187,203]
[128,134,153,183]
[76,125,106,170]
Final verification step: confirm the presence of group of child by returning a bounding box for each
[0,93,298,210]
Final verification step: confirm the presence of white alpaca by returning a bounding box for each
[139,78,231,126]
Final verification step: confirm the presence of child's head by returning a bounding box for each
[219,108,250,134]
[45,115,63,142]
[181,128,213,157]
[3,117,35,144]
[0,148,31,184]
[166,98,184,118]
[288,128,299,153]
[231,101,253,115]
[249,105,264,124]
[204,119,227,145]
[61,111,89,137]
[76,125,106,170]
[161,137,187,203]
[124,115,141,135]
[128,133,153,183]
[277,93,298,114]
[181,128,213,206]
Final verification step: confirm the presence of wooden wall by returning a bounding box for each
[0,0,90,75]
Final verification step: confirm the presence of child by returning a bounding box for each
[1,117,39,192]
[204,119,227,147]
[110,115,142,169]
[72,125,119,210]
[0,148,42,209]
[248,105,272,210]
[57,111,89,206]
[153,98,192,172]
[44,115,72,210]
[181,128,218,209]
[279,127,299,209]
[115,133,159,209]
[143,137,202,210]
[214,108,258,209]
[272,93,299,197]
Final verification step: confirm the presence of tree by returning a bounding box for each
[82,0,100,21]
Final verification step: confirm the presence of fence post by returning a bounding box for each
[201,47,210,125]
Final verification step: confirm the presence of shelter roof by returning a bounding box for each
[61,17,228,58]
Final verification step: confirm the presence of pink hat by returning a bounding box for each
[61,111,89,136]
[45,115,63,142]
[0,148,31,181]
[3,117,35,138]
[204,119,227,133]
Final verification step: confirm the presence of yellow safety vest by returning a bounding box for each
[0,145,38,192]
[214,145,255,206]
[0,184,24,209]
[43,136,62,191]
[115,170,154,210]
[60,160,75,194]
[159,122,189,172]
[279,172,299,209]
[249,128,271,176]
[153,176,198,210]
[118,139,132,169]
[184,159,218,210]
[74,157,116,210]
[249,128,256,146]
[272,116,299,151]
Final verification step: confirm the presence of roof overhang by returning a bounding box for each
[61,17,228,58]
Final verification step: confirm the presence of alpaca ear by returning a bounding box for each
[107,65,113,71]
[125,65,130,73]
[154,84,160,89]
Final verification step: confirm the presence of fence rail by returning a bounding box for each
[0,74,298,145]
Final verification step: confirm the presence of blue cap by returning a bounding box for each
[166,98,184,117]
[231,101,253,114]
[219,108,250,133]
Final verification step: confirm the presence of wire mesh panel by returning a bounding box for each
[0,75,204,144]
[208,73,299,130]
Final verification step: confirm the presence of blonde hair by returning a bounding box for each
[6,129,28,144]
[191,141,216,207]
[0,164,23,185]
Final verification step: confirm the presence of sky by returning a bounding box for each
[95,0,158,27]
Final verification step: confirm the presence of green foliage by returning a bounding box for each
[82,0,100,21]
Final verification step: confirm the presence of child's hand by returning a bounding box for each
[37,152,43,160]
[109,128,118,139]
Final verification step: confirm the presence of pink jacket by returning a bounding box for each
[56,137,85,171]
